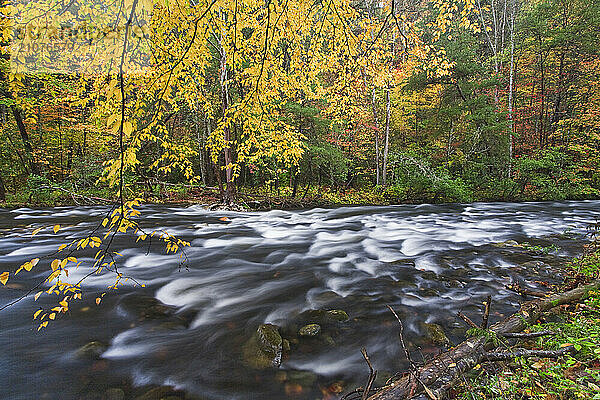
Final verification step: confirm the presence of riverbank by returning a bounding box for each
[2,181,599,210]
[450,243,600,399]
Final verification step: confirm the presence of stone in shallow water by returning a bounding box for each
[287,370,317,387]
[242,324,283,369]
[76,341,107,360]
[134,386,184,400]
[422,323,450,346]
[326,309,349,322]
[299,324,321,337]
[104,388,125,400]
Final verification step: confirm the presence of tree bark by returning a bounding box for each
[507,0,516,177]
[372,87,381,186]
[0,174,6,202]
[368,280,600,400]
[219,32,235,204]
[382,83,391,186]
[11,105,39,175]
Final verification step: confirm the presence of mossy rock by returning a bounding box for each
[422,323,450,346]
[242,324,283,369]
[299,324,321,337]
[326,310,349,322]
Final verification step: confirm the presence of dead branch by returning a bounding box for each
[502,330,555,339]
[481,346,575,361]
[481,295,492,329]
[361,348,377,400]
[457,312,479,330]
[506,283,547,298]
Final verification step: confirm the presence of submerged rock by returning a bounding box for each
[104,388,125,400]
[287,370,317,387]
[297,309,350,324]
[76,341,107,360]
[326,310,349,322]
[242,324,283,369]
[119,295,174,321]
[299,324,321,337]
[422,323,450,346]
[134,386,184,400]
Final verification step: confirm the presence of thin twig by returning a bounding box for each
[481,295,492,329]
[361,348,377,400]
[458,311,480,330]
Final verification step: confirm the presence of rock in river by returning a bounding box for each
[242,324,283,369]
[422,323,450,346]
[76,341,107,360]
[298,324,321,337]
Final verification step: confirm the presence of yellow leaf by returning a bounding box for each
[51,259,60,271]
[31,258,39,267]
[23,261,33,271]
[32,227,43,236]
[59,300,68,308]
[38,321,48,331]
[448,363,456,368]
[34,291,43,301]
[123,121,133,137]
[560,343,573,348]
[96,297,101,305]
[0,271,8,285]
[47,270,60,282]
[53,224,60,234]
[49,313,56,320]
[33,309,42,319]
[58,244,67,251]
[531,361,544,369]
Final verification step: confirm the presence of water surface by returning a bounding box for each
[1,201,598,399]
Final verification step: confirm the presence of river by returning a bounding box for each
[1,201,599,399]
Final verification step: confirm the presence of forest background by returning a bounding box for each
[1,0,599,207]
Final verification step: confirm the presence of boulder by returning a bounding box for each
[242,324,283,369]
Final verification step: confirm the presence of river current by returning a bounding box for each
[1,201,599,399]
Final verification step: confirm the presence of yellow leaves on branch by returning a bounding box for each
[15,258,39,274]
[0,271,9,285]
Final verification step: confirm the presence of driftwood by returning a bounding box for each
[367,280,600,400]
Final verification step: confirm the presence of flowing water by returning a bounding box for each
[1,201,599,399]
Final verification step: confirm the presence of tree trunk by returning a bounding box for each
[372,87,381,186]
[219,33,235,204]
[11,105,39,175]
[382,83,391,186]
[507,0,516,177]
[0,174,6,202]
[368,280,600,400]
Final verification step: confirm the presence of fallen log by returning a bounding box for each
[367,280,600,400]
